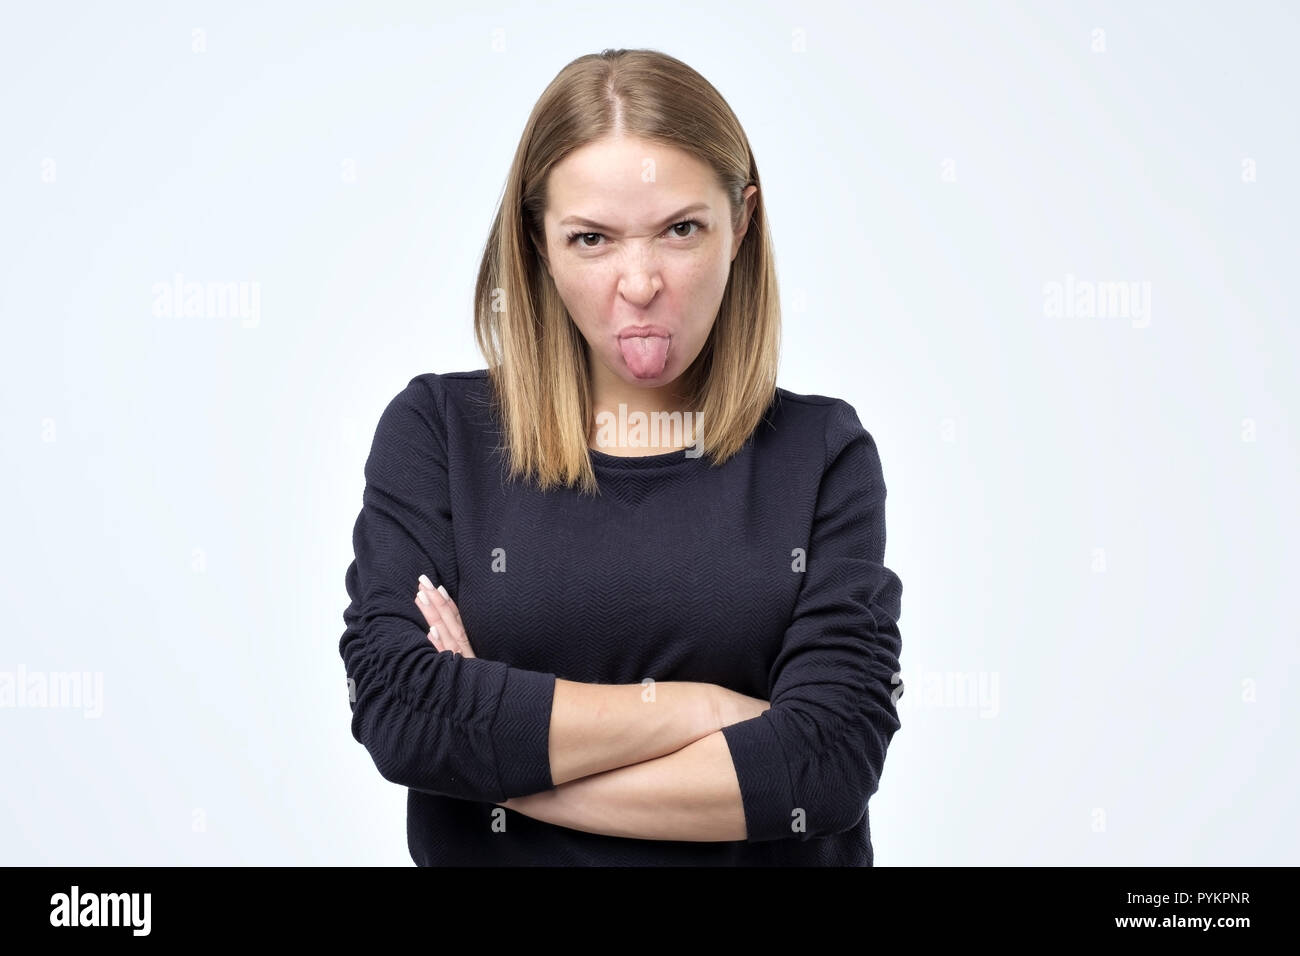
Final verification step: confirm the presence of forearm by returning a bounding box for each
[505,729,747,841]
[547,679,720,786]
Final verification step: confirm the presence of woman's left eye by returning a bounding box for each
[667,219,703,239]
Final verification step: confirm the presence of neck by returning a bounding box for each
[587,358,698,454]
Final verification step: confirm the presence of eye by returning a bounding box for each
[563,219,705,248]
[667,219,703,239]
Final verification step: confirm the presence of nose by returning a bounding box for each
[616,246,664,306]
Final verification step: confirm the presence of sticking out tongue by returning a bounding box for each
[619,335,670,379]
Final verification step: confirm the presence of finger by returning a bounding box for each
[418,577,473,657]
[417,591,460,654]
[434,584,465,630]
[422,601,464,656]
[424,584,470,649]
[414,587,445,632]
[435,588,472,658]
[416,578,446,632]
[431,624,461,656]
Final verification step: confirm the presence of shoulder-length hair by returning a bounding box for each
[473,47,781,495]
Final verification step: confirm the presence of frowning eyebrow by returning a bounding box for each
[558,202,712,232]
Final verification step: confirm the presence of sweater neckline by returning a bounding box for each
[587,445,703,469]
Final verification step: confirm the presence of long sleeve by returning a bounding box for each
[338,374,558,803]
[720,400,904,842]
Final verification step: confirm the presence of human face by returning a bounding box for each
[539,134,757,409]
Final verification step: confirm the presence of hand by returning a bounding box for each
[414,574,477,659]
[714,686,771,729]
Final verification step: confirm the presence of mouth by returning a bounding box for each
[617,324,673,339]
[616,326,672,379]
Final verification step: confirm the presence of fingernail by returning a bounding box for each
[418,574,434,590]
[429,625,440,645]
[416,590,430,606]
[437,585,450,600]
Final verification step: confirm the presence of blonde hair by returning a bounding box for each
[473,48,781,495]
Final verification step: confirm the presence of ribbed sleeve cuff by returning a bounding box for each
[490,667,557,799]
[721,714,800,843]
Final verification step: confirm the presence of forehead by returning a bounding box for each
[546,136,722,220]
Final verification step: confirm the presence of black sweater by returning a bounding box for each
[339,369,904,865]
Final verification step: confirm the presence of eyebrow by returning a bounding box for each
[558,202,712,232]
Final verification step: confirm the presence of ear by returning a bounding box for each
[731,185,758,262]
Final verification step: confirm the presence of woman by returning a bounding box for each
[339,48,904,866]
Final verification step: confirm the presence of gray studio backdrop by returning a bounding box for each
[1,0,1296,865]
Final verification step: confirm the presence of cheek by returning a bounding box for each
[652,254,705,294]
[683,246,729,285]
[673,256,729,313]
[551,268,593,309]
[551,272,611,341]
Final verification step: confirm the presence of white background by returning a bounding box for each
[1,1,1295,865]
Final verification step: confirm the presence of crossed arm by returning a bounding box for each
[499,690,749,842]
[416,578,758,842]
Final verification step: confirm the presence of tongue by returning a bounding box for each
[619,335,670,379]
